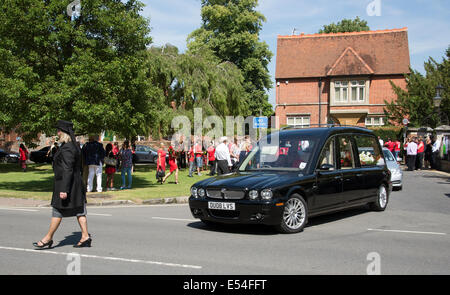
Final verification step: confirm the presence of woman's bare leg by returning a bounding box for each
[40,217,62,244]
[76,216,90,242]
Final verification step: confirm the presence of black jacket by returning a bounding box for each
[51,142,86,210]
[82,141,105,166]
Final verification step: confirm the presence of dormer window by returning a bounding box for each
[331,79,369,105]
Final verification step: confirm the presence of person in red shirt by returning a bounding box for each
[162,145,179,184]
[156,143,166,184]
[394,139,401,161]
[415,136,425,170]
[19,144,28,172]
[385,138,395,153]
[194,140,203,176]
[207,142,216,176]
[188,144,196,177]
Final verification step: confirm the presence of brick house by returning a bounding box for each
[275,28,410,129]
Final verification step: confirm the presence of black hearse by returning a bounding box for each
[189,126,391,233]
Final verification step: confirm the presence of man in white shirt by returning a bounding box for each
[215,137,232,175]
[406,137,418,171]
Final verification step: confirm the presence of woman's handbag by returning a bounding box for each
[156,169,165,179]
[104,156,116,166]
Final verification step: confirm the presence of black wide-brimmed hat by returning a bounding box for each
[55,120,74,134]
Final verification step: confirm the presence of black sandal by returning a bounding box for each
[74,238,92,248]
[33,240,53,249]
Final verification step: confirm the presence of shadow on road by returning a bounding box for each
[187,206,370,235]
[187,221,278,235]
[53,232,82,248]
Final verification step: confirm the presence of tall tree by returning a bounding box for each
[318,17,370,34]
[147,44,248,137]
[384,47,450,128]
[187,0,273,117]
[0,0,160,143]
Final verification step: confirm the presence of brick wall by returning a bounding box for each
[275,75,407,128]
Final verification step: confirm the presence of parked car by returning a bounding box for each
[29,146,51,163]
[382,147,403,191]
[134,145,158,163]
[189,126,392,234]
[0,149,20,163]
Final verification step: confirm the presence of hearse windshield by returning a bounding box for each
[239,133,320,172]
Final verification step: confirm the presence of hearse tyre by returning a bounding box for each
[276,193,308,234]
[369,184,389,212]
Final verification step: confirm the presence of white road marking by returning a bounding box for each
[0,246,202,270]
[88,213,112,217]
[0,208,39,212]
[367,228,447,236]
[152,217,197,222]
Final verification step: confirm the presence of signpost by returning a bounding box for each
[254,117,268,141]
[253,117,268,129]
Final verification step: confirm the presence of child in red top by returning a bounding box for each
[19,144,28,172]
[207,143,216,176]
[162,145,179,184]
[157,143,166,183]
[188,145,196,177]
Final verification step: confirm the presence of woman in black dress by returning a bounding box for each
[424,136,433,169]
[33,120,91,249]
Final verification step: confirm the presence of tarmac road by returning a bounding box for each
[0,169,449,275]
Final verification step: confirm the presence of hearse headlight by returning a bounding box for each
[249,190,259,200]
[261,189,273,200]
[198,188,206,198]
[190,186,198,198]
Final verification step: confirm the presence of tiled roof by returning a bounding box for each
[276,28,410,79]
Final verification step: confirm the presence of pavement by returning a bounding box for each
[0,169,449,275]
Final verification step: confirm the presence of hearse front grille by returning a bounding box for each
[206,189,245,200]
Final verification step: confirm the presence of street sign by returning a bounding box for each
[402,118,409,125]
[253,117,268,129]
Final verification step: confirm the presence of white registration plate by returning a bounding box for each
[208,202,235,211]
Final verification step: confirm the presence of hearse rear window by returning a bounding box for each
[354,135,385,167]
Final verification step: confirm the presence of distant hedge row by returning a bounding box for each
[368,126,404,141]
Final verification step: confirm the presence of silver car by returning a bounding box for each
[383,147,403,190]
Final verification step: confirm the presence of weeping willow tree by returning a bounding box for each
[147,44,248,138]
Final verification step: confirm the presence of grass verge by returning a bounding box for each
[0,163,210,203]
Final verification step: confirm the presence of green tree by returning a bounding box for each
[187,0,273,117]
[384,47,450,128]
[147,44,248,137]
[0,0,160,143]
[318,17,370,34]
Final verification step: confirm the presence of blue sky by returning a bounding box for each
[140,0,450,107]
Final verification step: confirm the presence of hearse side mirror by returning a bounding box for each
[318,164,334,171]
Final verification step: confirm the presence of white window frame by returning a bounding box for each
[287,116,310,128]
[365,116,385,126]
[331,78,369,105]
[350,80,365,102]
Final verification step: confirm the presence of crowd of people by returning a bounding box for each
[403,135,441,171]
[378,135,442,172]
[154,135,254,184]
[43,134,255,192]
[17,132,445,192]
